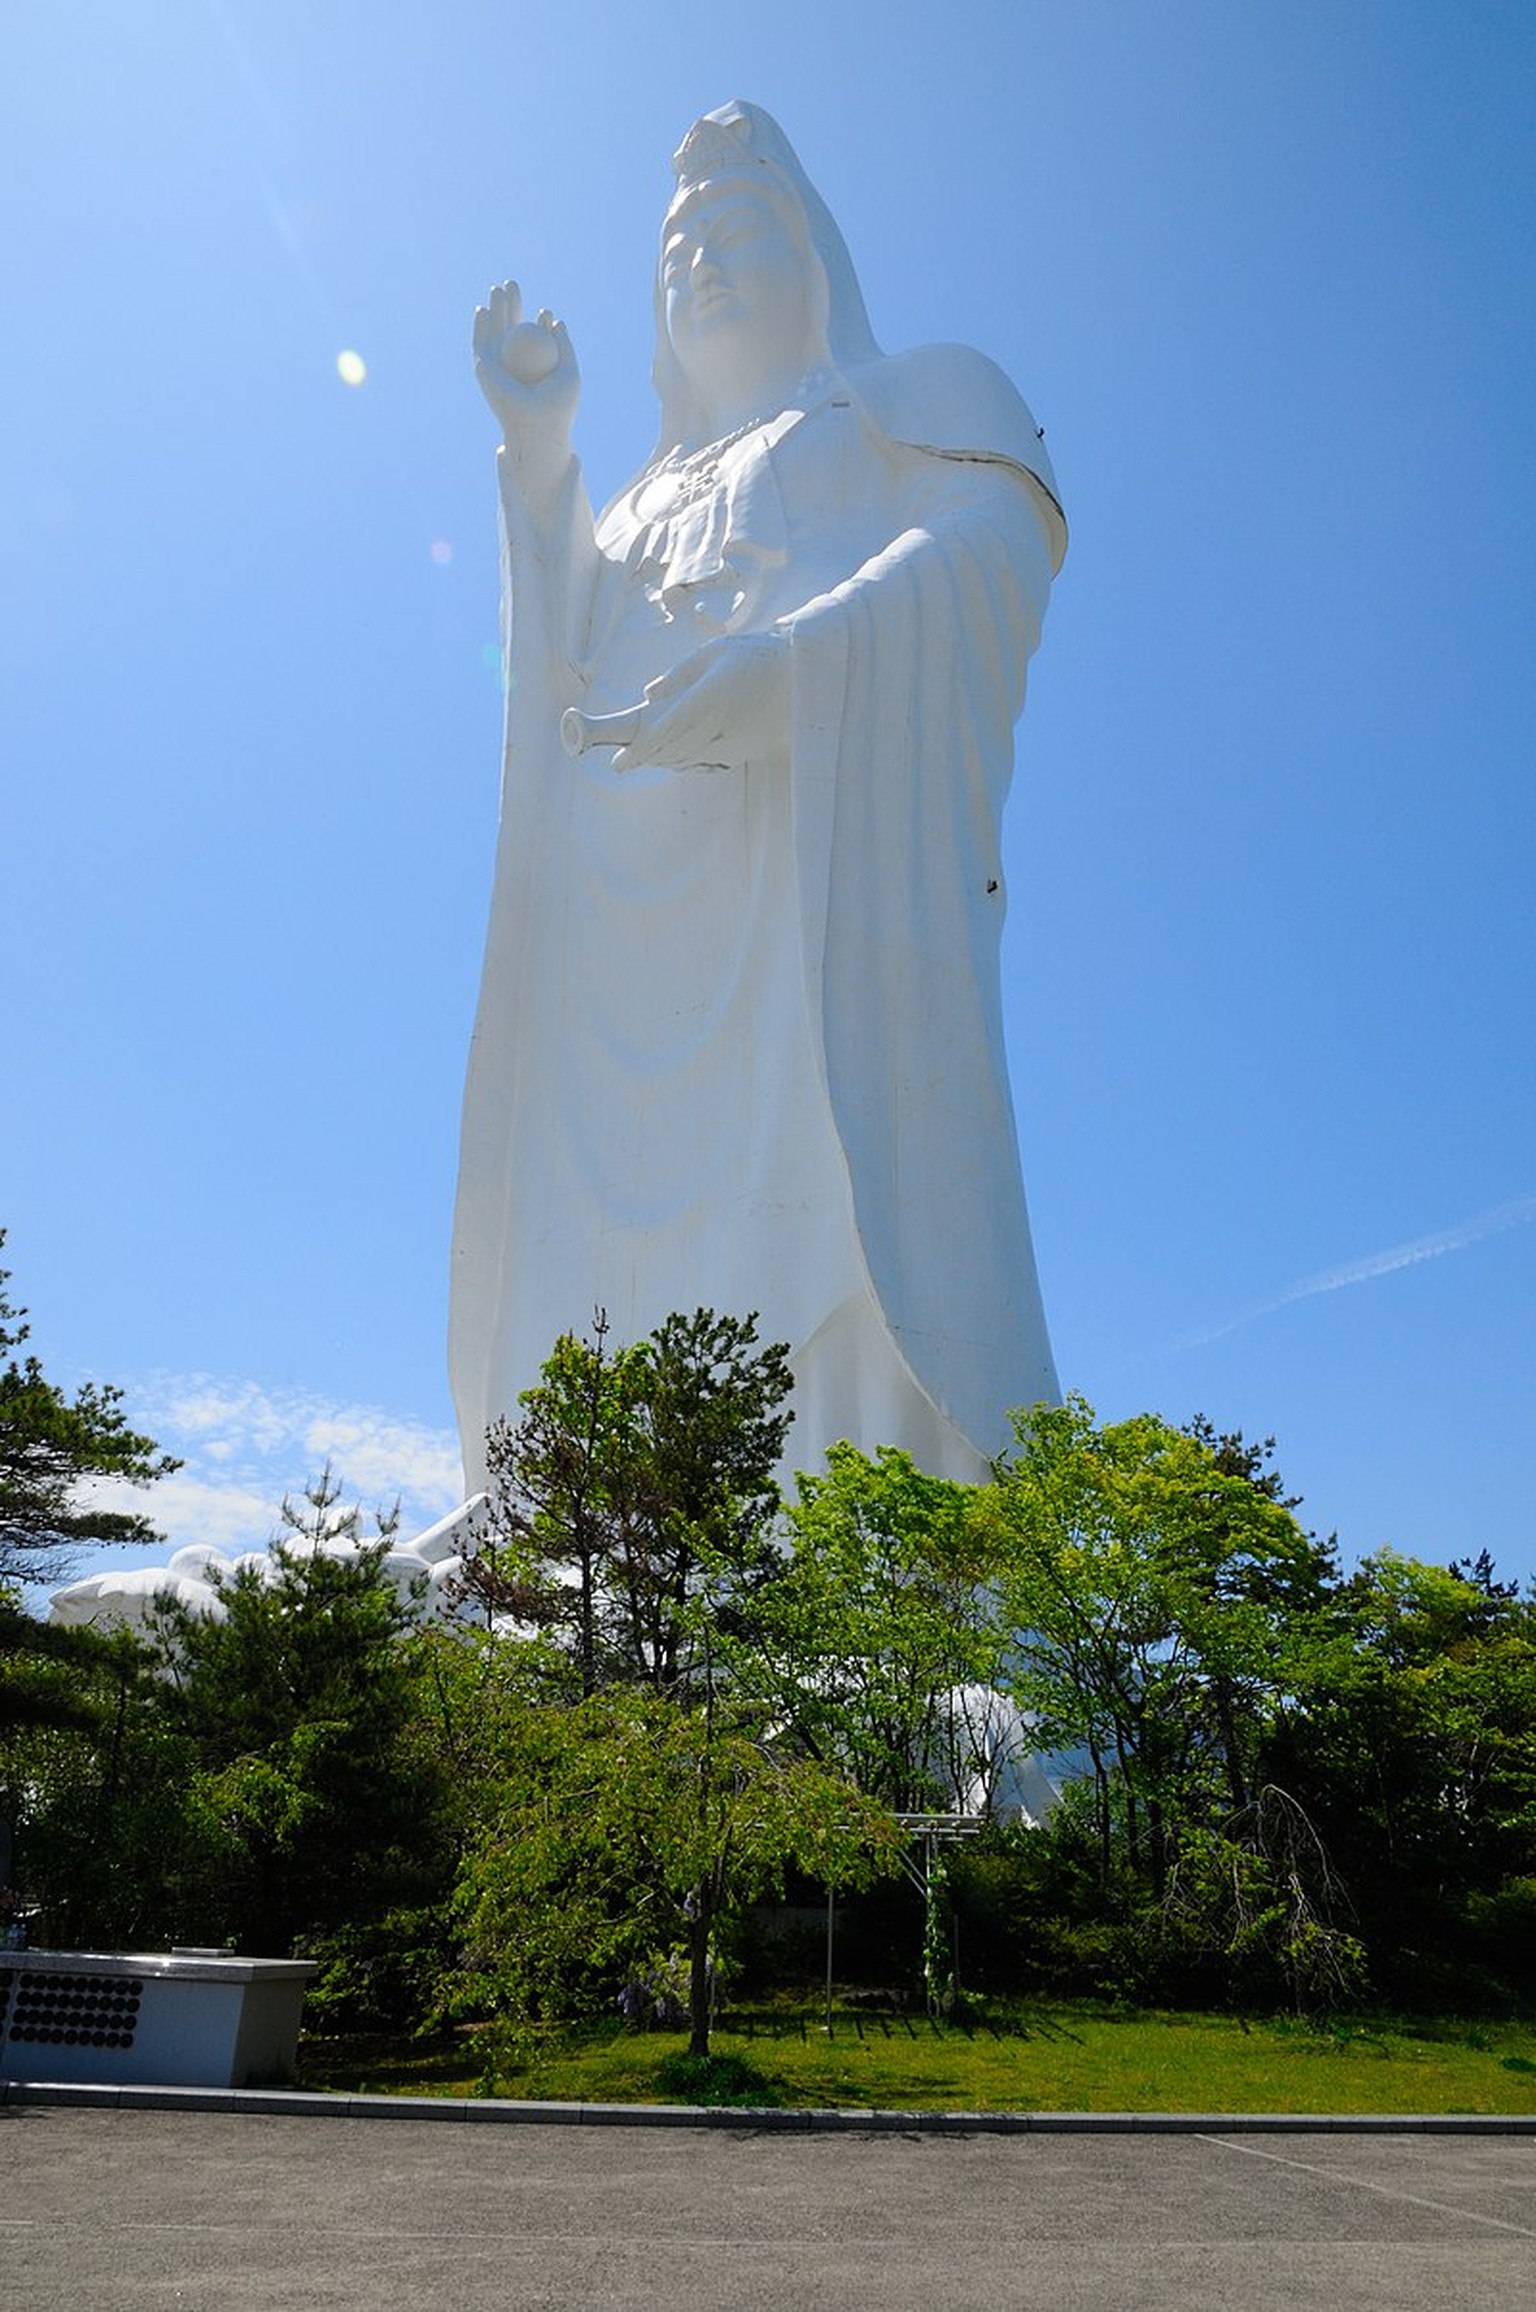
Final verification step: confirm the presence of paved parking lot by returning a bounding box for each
[3,2103,1534,2309]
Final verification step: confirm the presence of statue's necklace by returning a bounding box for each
[653,414,773,507]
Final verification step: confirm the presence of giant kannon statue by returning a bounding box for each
[449,100,1066,1490]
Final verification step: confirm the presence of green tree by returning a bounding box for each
[1261,1548,1536,2002]
[753,1443,996,1809]
[150,1471,450,1954]
[466,1310,648,1692]
[6,1477,462,2008]
[619,1306,793,1694]
[0,1236,181,1904]
[467,1307,794,1700]
[453,1682,898,2057]
[0,1234,179,1588]
[1,1638,220,1950]
[0,1604,122,1739]
[983,1398,1331,1898]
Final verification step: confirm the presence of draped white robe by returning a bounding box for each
[450,344,1063,1489]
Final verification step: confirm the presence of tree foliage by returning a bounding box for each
[465,1307,793,1698]
[147,1471,450,1954]
[452,1682,899,2057]
[0,1234,179,1586]
[5,1308,1534,2029]
[754,1443,995,1808]
[983,1398,1336,1884]
[1260,1547,1536,2003]
[5,1473,454,1965]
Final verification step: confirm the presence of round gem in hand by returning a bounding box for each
[500,323,560,383]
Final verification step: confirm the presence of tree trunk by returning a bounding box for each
[1215,1678,1250,1812]
[687,1900,712,2059]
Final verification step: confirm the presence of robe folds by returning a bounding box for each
[450,342,1064,1489]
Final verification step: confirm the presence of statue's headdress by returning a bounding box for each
[650,100,880,454]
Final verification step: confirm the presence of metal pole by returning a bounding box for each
[824,1884,834,2030]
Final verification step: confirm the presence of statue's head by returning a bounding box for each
[651,102,880,451]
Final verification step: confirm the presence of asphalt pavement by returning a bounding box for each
[3,2099,1534,2309]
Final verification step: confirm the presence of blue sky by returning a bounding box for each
[4,2,1533,1586]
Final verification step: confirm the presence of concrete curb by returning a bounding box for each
[4,2077,1536,2134]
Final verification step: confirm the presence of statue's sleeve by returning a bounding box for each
[782,457,1060,1454]
[449,454,598,1485]
[494,449,600,748]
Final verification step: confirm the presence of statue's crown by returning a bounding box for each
[670,110,761,195]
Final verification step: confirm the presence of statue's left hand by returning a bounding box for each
[473,281,580,485]
[612,630,790,775]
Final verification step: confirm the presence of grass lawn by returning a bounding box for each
[297,2004,1536,2116]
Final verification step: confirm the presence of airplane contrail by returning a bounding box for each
[1179,1189,1536,1350]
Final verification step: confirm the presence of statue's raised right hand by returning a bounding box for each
[473,281,579,470]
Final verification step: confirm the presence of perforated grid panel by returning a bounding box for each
[3,1968,142,2050]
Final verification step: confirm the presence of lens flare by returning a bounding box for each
[429,539,454,566]
[336,349,367,387]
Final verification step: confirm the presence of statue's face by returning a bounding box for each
[662,181,817,399]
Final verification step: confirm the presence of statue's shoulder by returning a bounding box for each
[848,344,1066,571]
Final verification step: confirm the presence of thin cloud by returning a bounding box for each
[1180,1189,1536,1351]
[87,1471,283,1558]
[87,1373,463,1561]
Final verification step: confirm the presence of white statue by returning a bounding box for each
[450,100,1066,1490]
